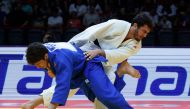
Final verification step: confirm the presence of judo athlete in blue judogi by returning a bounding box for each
[21,42,133,109]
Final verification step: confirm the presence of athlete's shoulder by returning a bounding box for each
[44,42,77,52]
[108,19,130,24]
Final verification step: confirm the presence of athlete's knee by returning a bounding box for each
[21,102,34,109]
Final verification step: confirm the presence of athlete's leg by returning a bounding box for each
[94,65,116,109]
[21,96,43,109]
[22,85,79,108]
[94,98,108,109]
[117,60,141,78]
[84,61,133,109]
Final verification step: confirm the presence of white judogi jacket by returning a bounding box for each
[69,19,141,85]
[69,19,141,66]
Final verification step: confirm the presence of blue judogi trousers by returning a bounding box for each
[82,57,133,109]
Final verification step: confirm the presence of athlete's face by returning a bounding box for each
[133,24,151,41]
[34,59,48,69]
[34,54,48,69]
[33,54,55,78]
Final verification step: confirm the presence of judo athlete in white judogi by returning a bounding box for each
[68,12,153,109]
[22,42,133,109]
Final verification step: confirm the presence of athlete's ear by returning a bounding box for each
[133,23,138,28]
[44,53,48,60]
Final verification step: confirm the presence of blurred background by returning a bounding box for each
[0,0,190,46]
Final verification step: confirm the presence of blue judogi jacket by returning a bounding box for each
[44,42,107,105]
[44,42,87,105]
[43,42,130,109]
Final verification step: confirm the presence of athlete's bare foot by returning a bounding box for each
[117,61,141,78]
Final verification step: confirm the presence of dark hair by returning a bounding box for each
[132,12,154,30]
[26,42,48,65]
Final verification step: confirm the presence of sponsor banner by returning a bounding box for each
[0,47,190,100]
